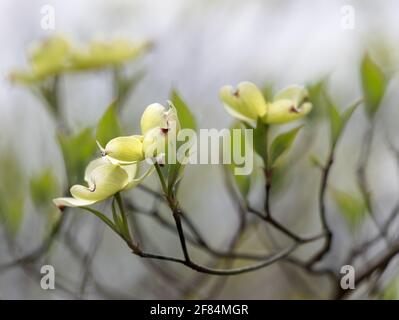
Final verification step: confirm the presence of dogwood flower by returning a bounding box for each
[141,103,180,158]
[219,82,268,127]
[10,37,151,84]
[10,36,70,84]
[219,81,312,126]
[101,103,180,164]
[266,85,312,124]
[69,39,150,70]
[140,103,180,134]
[101,135,145,165]
[53,158,150,208]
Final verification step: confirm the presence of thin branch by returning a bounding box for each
[247,207,325,244]
[306,150,334,266]
[131,241,299,276]
[0,214,67,271]
[335,240,399,299]
[129,192,296,261]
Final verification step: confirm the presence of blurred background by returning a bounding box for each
[1,0,399,299]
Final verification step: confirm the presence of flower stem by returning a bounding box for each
[154,162,168,194]
[115,193,132,242]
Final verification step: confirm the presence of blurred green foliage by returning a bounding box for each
[30,168,60,209]
[0,151,25,234]
[96,101,123,146]
[360,53,387,118]
[170,90,197,132]
[58,128,97,185]
[228,122,252,199]
[269,125,303,167]
[331,188,366,230]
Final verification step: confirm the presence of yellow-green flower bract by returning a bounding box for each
[10,36,70,84]
[10,36,150,84]
[140,102,180,134]
[53,158,135,207]
[68,39,150,71]
[265,85,312,124]
[53,157,154,208]
[104,103,180,165]
[219,81,268,126]
[53,101,180,208]
[220,81,312,126]
[103,135,145,165]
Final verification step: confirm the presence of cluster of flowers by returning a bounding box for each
[53,103,179,208]
[53,81,312,209]
[10,36,150,84]
[220,81,312,126]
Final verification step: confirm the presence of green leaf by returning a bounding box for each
[58,128,96,185]
[96,101,122,146]
[325,94,342,146]
[341,100,360,128]
[30,169,60,208]
[309,154,323,169]
[262,83,274,101]
[253,118,268,164]
[379,278,399,300]
[80,206,120,237]
[228,122,252,198]
[307,78,328,121]
[0,151,25,235]
[167,161,183,194]
[115,69,145,108]
[111,199,123,233]
[165,90,197,194]
[269,125,303,166]
[170,90,196,131]
[325,93,361,146]
[233,172,251,199]
[331,188,366,230]
[166,137,190,195]
[360,53,387,118]
[0,195,24,235]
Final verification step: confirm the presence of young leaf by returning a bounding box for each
[165,90,197,194]
[360,53,387,118]
[58,128,96,185]
[233,172,251,199]
[331,188,366,230]
[307,78,328,121]
[325,93,361,146]
[111,199,123,233]
[170,90,196,131]
[309,154,323,169]
[325,93,342,146]
[115,70,145,108]
[253,118,268,164]
[96,101,122,146]
[228,122,252,198]
[262,83,274,101]
[0,195,24,235]
[379,278,399,300]
[80,206,120,237]
[0,151,25,235]
[30,169,60,208]
[167,161,183,194]
[269,125,303,166]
